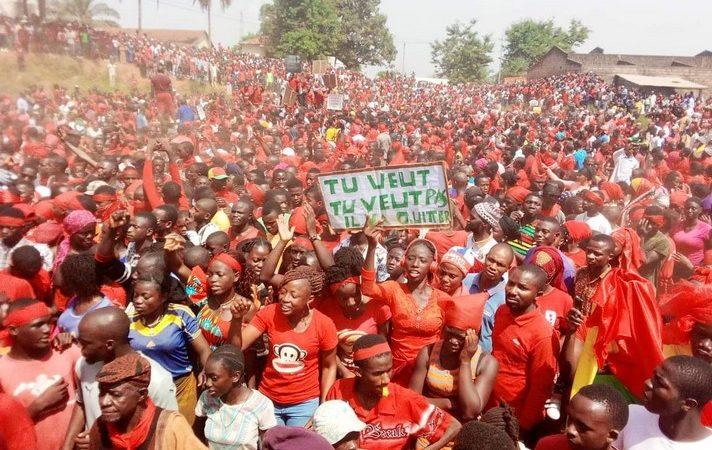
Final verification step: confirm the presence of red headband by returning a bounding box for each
[329,276,360,294]
[584,191,604,206]
[210,253,242,273]
[353,342,391,362]
[0,216,25,227]
[92,193,117,203]
[645,214,665,227]
[3,302,52,328]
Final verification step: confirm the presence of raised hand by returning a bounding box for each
[276,213,295,242]
[460,329,480,362]
[362,215,384,246]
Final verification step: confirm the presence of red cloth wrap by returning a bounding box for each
[106,399,157,450]
[353,342,391,362]
[588,268,664,399]
[443,293,487,332]
[3,302,51,327]
[644,214,665,227]
[660,281,712,345]
[0,216,25,227]
[211,253,242,273]
[92,193,117,203]
[328,276,360,294]
[584,190,604,206]
[611,227,646,272]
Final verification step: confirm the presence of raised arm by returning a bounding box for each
[303,202,334,269]
[259,214,293,287]
[457,330,498,421]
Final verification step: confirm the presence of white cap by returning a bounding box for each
[312,400,366,445]
[85,180,109,195]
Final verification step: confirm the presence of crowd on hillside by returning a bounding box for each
[0,15,711,450]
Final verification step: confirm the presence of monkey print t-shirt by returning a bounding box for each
[250,303,337,404]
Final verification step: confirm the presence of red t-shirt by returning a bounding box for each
[327,378,454,450]
[250,304,337,404]
[0,272,35,302]
[491,306,558,430]
[316,298,391,371]
[0,346,81,450]
[536,288,573,333]
[425,230,469,259]
[0,392,37,450]
[534,434,572,450]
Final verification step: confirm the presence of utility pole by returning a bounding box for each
[402,42,406,74]
[138,0,143,32]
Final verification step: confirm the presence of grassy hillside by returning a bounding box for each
[0,51,223,96]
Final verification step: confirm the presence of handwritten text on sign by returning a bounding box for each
[318,163,451,230]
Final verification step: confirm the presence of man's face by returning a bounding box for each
[690,322,712,364]
[523,195,543,218]
[77,322,110,364]
[99,382,146,423]
[643,361,684,415]
[11,315,52,353]
[356,353,393,397]
[272,171,288,189]
[19,166,38,183]
[585,240,613,270]
[273,193,290,214]
[504,269,540,314]
[483,248,511,282]
[288,186,303,208]
[306,172,318,187]
[97,161,116,181]
[153,210,174,235]
[565,394,617,450]
[542,187,560,208]
[230,202,252,229]
[533,220,561,246]
[0,223,24,245]
[262,212,279,236]
[126,217,153,243]
[38,158,54,177]
[476,177,491,195]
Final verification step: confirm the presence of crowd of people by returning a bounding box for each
[0,15,711,450]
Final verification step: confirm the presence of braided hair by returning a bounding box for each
[325,247,364,285]
[208,344,245,382]
[480,403,520,444]
[279,265,325,295]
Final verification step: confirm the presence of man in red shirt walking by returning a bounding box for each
[491,265,559,436]
[327,334,461,450]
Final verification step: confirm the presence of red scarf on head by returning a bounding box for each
[106,398,157,450]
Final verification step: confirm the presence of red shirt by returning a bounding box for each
[537,288,573,333]
[424,230,469,259]
[229,225,262,250]
[534,434,572,450]
[0,392,37,450]
[250,304,337,404]
[491,306,558,430]
[326,378,454,450]
[0,272,35,302]
[316,299,391,371]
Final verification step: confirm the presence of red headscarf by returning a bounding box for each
[530,246,567,292]
[660,281,712,345]
[611,227,645,273]
[443,293,487,332]
[505,186,531,203]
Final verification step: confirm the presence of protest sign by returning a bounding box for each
[282,85,297,107]
[312,59,329,74]
[317,163,452,230]
[326,93,344,110]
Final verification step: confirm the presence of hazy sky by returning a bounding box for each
[106,0,712,77]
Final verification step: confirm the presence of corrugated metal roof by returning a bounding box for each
[615,74,707,89]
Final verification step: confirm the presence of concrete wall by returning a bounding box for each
[527,50,580,79]
[586,65,712,94]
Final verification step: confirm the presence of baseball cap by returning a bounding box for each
[208,167,228,180]
[312,400,366,445]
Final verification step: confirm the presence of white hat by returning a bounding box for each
[312,400,366,445]
[85,180,109,195]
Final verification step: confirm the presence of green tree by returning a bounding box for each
[57,0,120,27]
[502,19,589,76]
[193,0,232,44]
[335,0,395,69]
[430,20,493,83]
[260,0,341,61]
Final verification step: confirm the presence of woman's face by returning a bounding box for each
[442,325,467,355]
[386,247,405,274]
[437,262,464,295]
[278,279,311,318]
[684,200,702,222]
[336,283,362,317]
[204,359,239,399]
[245,245,270,277]
[207,260,236,297]
[132,281,164,317]
[70,223,96,251]
[403,244,434,282]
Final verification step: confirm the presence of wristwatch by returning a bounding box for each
[309,234,321,241]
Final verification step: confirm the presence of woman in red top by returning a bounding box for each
[361,221,449,385]
[231,265,338,426]
[317,247,391,378]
